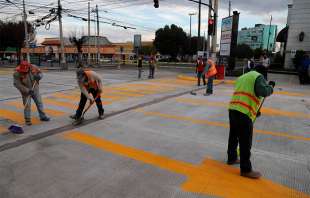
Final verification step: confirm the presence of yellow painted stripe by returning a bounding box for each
[104,90,144,97]
[43,98,77,109]
[135,109,310,142]
[53,92,115,104]
[112,87,157,94]
[176,98,310,119]
[125,83,175,91]
[5,101,66,117]
[0,109,40,124]
[0,125,7,134]
[274,91,305,97]
[64,131,310,198]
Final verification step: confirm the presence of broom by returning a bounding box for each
[9,81,37,134]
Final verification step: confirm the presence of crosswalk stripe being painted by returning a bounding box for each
[0,109,40,124]
[52,92,113,105]
[176,97,310,119]
[5,101,66,117]
[63,131,310,198]
[135,109,310,142]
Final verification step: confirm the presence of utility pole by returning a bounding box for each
[266,15,273,53]
[96,4,100,65]
[58,0,66,69]
[207,0,212,54]
[211,0,218,56]
[197,0,201,53]
[228,0,231,16]
[22,0,30,62]
[88,1,91,65]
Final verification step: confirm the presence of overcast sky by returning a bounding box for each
[0,0,292,43]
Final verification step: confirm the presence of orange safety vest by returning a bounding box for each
[205,59,217,78]
[84,70,98,90]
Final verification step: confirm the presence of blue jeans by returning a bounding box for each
[22,90,47,122]
[206,77,214,94]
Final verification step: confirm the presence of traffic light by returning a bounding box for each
[154,0,159,8]
[208,18,214,35]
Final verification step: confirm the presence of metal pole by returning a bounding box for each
[22,0,30,62]
[88,1,91,65]
[229,0,231,16]
[189,13,196,55]
[266,15,272,52]
[58,0,66,68]
[197,0,201,53]
[211,0,218,56]
[96,4,100,65]
[207,0,212,53]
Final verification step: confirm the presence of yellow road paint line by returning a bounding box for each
[0,125,7,134]
[5,101,66,117]
[64,131,310,198]
[256,137,274,143]
[0,109,40,124]
[43,98,77,109]
[176,98,310,119]
[135,109,310,142]
[51,93,112,105]
[112,87,157,95]
[52,92,80,101]
[274,91,305,97]
[125,83,175,91]
[104,90,144,97]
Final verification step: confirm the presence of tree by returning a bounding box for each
[69,35,86,64]
[0,20,35,61]
[233,44,253,59]
[154,24,188,58]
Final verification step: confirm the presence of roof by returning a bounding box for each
[81,36,111,46]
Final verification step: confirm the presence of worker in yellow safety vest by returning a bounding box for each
[70,67,104,120]
[227,65,275,179]
[203,58,217,96]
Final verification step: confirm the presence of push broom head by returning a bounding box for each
[8,124,24,134]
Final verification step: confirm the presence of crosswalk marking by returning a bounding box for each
[0,125,6,134]
[5,101,66,117]
[43,98,77,109]
[0,109,40,124]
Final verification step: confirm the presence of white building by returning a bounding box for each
[285,0,310,69]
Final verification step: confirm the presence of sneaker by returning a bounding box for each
[98,109,105,120]
[240,170,262,179]
[227,159,240,165]
[25,121,32,126]
[40,117,50,121]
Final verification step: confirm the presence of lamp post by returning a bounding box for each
[189,12,196,55]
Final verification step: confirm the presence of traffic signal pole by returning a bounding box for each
[211,0,218,55]
[22,0,30,63]
[197,0,201,52]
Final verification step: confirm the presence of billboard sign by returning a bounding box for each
[134,34,142,48]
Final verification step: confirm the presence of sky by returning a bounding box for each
[0,0,292,44]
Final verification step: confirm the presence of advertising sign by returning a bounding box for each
[134,34,141,48]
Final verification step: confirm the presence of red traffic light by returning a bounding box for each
[208,19,214,25]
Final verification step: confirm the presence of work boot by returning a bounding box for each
[240,170,262,179]
[40,117,50,121]
[98,109,105,120]
[69,114,77,120]
[25,120,32,126]
[227,159,240,165]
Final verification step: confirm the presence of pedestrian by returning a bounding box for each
[13,60,50,125]
[148,55,155,79]
[247,57,255,72]
[261,54,270,80]
[196,57,206,86]
[70,67,104,120]
[298,54,310,84]
[203,57,217,95]
[137,55,143,79]
[227,65,275,179]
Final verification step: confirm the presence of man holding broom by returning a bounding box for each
[13,61,50,126]
[70,67,104,122]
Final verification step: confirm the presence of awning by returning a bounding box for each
[276,26,289,43]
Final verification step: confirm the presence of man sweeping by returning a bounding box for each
[204,57,217,96]
[227,65,275,179]
[13,61,50,125]
[70,68,104,121]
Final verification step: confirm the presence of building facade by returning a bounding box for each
[285,0,310,69]
[237,24,277,51]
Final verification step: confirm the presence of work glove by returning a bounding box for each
[256,111,261,118]
[28,90,35,96]
[33,74,42,81]
[268,81,276,88]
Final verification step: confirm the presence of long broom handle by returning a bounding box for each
[24,81,38,108]
[81,94,100,117]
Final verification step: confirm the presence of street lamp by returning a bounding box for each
[189,12,196,55]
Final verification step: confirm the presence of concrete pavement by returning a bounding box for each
[0,66,309,198]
